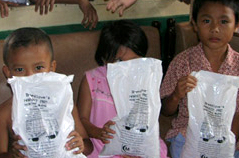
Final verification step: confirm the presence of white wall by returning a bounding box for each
[0,0,190,31]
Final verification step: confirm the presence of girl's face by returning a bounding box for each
[3,43,56,78]
[115,46,140,62]
[192,2,239,52]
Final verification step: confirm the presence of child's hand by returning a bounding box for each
[79,0,98,30]
[65,130,84,155]
[99,120,116,144]
[106,0,137,17]
[12,135,28,158]
[175,75,197,99]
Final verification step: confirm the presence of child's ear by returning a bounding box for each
[50,60,57,72]
[2,65,11,78]
[235,23,239,32]
[192,19,198,32]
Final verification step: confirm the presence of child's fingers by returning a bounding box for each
[100,130,114,144]
[12,135,21,141]
[66,139,82,150]
[103,121,116,134]
[67,130,79,138]
[175,75,198,98]
[66,131,84,153]
[101,138,111,144]
[66,135,82,147]
[12,141,28,151]
[104,120,116,127]
[100,120,116,143]
[12,135,28,151]
[179,75,197,88]
[103,123,116,134]
[102,130,114,139]
[187,75,197,84]
[12,141,28,158]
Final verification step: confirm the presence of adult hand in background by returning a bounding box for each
[31,0,55,15]
[79,0,98,30]
[0,0,18,18]
[106,0,137,16]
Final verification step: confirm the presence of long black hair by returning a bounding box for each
[95,20,148,66]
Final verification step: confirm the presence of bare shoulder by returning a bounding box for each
[0,98,12,125]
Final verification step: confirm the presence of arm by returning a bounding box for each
[161,75,197,116]
[0,0,18,18]
[0,99,28,158]
[50,0,98,29]
[71,104,93,155]
[0,100,13,158]
[30,0,98,29]
[0,123,12,158]
[106,0,137,16]
[77,75,115,144]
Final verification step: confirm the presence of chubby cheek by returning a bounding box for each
[10,71,25,77]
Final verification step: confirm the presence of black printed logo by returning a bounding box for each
[122,145,130,153]
[201,154,208,158]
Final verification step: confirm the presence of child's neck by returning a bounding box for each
[203,45,228,73]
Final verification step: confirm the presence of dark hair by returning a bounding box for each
[3,27,54,66]
[192,0,239,24]
[95,20,148,66]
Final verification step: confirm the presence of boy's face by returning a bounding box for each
[192,2,239,51]
[3,43,56,78]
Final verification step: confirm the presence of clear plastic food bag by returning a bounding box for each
[181,70,239,158]
[100,58,163,158]
[8,72,86,158]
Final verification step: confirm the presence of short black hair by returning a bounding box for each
[95,20,148,66]
[192,0,239,24]
[3,27,54,66]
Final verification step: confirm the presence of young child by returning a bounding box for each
[77,20,169,158]
[160,0,239,158]
[0,27,93,158]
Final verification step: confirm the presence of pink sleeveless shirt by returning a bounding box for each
[86,66,120,158]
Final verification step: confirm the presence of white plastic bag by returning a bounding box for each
[100,58,163,158]
[8,72,86,158]
[181,70,239,158]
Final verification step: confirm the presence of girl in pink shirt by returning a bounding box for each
[77,20,169,158]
